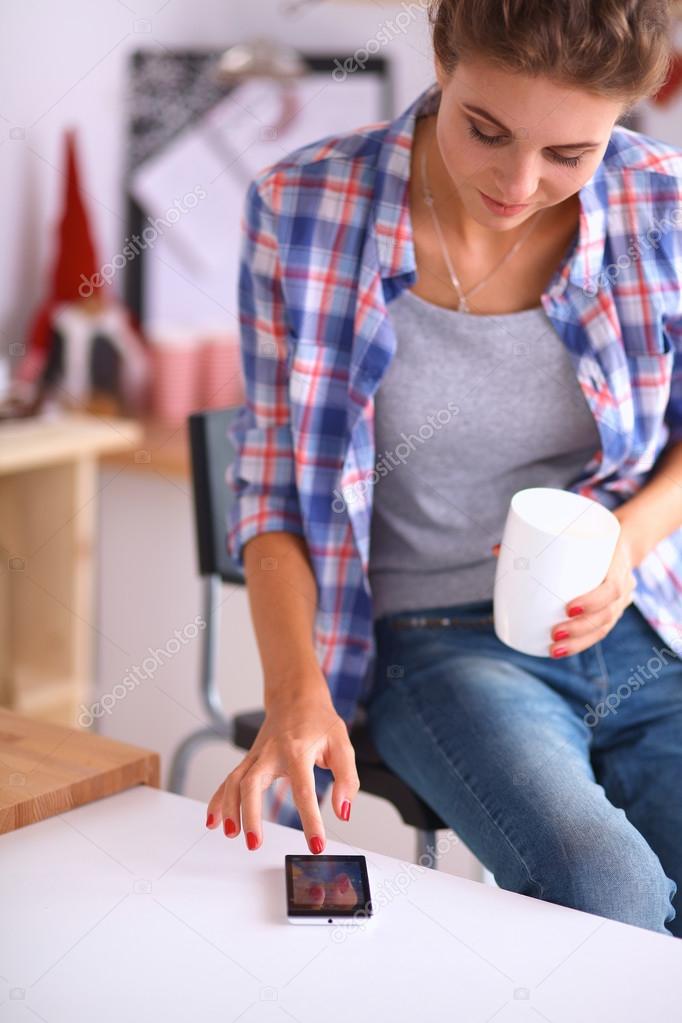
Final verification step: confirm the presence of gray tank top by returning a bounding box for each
[367,287,602,620]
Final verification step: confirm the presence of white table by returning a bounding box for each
[1,785,679,1021]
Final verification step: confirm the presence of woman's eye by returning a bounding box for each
[466,122,582,168]
[467,122,502,147]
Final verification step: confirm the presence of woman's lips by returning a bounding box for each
[479,189,530,216]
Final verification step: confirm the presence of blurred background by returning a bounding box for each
[1,0,681,879]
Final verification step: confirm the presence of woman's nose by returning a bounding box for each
[493,156,539,205]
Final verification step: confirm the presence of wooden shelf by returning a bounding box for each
[0,410,144,727]
[0,409,143,475]
[101,416,190,478]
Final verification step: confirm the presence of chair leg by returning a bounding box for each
[201,574,231,727]
[167,576,236,795]
[416,828,439,870]
[167,724,231,794]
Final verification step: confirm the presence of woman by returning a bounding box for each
[206,0,682,936]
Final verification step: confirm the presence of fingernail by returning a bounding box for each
[553,630,569,641]
[206,812,215,828]
[310,836,324,854]
[309,884,324,899]
[224,817,237,836]
[338,875,350,893]
[246,831,259,850]
[552,646,568,657]
[568,606,584,617]
[341,800,351,821]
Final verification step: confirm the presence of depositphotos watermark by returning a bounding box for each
[332,400,459,513]
[78,616,206,727]
[328,832,461,944]
[332,0,429,82]
[582,644,677,727]
[582,204,682,296]
[78,186,207,297]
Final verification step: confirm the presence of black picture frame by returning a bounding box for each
[123,50,392,328]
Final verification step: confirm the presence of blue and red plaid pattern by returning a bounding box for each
[227,81,682,830]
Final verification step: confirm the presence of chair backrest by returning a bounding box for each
[188,407,246,586]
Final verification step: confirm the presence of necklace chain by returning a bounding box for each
[419,137,545,314]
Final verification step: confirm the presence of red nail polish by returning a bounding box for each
[206,812,215,828]
[341,800,351,821]
[224,818,236,836]
[246,831,258,850]
[568,606,584,618]
[310,836,324,854]
[552,646,568,657]
[554,630,569,641]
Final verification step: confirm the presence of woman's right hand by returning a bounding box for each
[205,681,360,854]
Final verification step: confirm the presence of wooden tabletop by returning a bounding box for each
[101,415,190,478]
[0,709,160,834]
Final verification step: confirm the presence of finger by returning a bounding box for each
[307,883,326,908]
[288,756,326,854]
[240,764,273,850]
[549,606,617,656]
[220,756,256,839]
[329,872,358,908]
[565,573,627,619]
[205,781,225,829]
[292,874,326,908]
[325,737,360,823]
[551,604,613,643]
[558,572,634,638]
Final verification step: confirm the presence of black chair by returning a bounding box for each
[168,406,447,868]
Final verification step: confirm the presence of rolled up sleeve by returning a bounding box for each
[226,177,305,570]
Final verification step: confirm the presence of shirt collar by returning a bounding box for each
[371,80,609,293]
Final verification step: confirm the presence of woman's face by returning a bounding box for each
[433,54,626,229]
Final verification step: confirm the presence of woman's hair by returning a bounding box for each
[428,0,674,112]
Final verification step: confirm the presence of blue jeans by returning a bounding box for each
[364,597,681,937]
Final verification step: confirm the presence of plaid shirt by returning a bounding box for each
[227,81,682,830]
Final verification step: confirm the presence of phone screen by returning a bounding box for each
[285,854,372,918]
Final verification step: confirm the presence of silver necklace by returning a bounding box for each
[420,139,545,313]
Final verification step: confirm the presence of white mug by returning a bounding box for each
[493,487,621,656]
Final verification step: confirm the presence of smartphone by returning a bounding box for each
[285,854,373,925]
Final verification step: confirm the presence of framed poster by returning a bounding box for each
[125,51,392,336]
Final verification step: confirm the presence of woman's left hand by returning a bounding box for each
[491,525,638,658]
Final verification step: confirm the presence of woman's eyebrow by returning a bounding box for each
[461,103,601,149]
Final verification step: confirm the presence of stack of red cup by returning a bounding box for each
[150,332,244,424]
